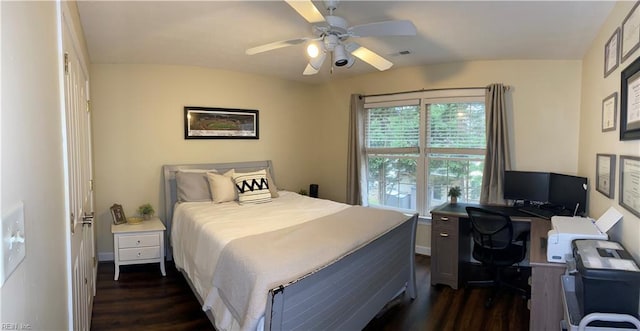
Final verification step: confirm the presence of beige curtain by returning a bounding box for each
[346,94,367,205]
[480,83,511,204]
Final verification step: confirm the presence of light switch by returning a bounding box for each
[1,201,26,287]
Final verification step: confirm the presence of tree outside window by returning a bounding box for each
[363,91,486,216]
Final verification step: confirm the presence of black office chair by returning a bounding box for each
[465,206,530,308]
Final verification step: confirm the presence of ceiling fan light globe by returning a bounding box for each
[307,43,320,58]
[309,51,327,70]
[333,44,349,66]
[345,55,356,68]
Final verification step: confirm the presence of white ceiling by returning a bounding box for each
[77,1,615,84]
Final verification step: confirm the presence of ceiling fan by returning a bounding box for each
[245,0,417,75]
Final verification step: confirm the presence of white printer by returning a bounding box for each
[547,207,623,263]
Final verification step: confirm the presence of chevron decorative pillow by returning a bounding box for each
[232,169,272,204]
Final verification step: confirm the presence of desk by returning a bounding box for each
[431,203,565,331]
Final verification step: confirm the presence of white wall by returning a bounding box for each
[578,1,640,260]
[90,64,318,254]
[313,60,584,203]
[1,1,68,329]
[310,60,584,248]
[91,60,583,255]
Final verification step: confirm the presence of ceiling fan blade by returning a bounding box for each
[245,38,309,55]
[303,63,320,75]
[348,20,417,37]
[346,43,393,71]
[285,0,326,24]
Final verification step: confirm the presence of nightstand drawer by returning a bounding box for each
[118,246,161,261]
[111,218,166,280]
[118,233,160,248]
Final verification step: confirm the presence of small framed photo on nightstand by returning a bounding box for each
[110,204,127,225]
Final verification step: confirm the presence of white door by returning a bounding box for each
[62,7,96,331]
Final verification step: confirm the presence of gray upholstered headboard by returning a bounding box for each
[162,160,274,257]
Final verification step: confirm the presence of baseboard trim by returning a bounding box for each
[415,245,430,256]
[98,252,114,262]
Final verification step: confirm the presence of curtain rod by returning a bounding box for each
[362,85,511,98]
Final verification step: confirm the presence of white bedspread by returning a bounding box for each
[171,191,350,330]
[213,205,408,331]
[171,191,409,331]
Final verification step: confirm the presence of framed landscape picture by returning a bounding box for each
[184,106,259,139]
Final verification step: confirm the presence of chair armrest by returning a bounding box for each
[515,230,530,244]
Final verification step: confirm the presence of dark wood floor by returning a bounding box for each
[91,255,529,331]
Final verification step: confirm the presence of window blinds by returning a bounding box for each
[365,105,420,154]
[427,102,486,150]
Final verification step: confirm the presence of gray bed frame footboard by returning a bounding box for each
[265,214,417,331]
[163,161,417,330]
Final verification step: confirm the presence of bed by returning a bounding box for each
[162,160,417,331]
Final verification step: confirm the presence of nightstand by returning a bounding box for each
[111,217,166,280]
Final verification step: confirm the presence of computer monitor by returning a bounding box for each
[503,171,550,204]
[549,173,587,215]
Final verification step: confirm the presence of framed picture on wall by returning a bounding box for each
[596,154,616,198]
[184,106,259,139]
[602,92,618,132]
[619,155,640,218]
[605,28,620,78]
[620,56,640,140]
[622,1,640,62]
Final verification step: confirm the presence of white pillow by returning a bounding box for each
[207,169,236,203]
[232,169,272,204]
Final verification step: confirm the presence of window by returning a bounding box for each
[363,89,486,216]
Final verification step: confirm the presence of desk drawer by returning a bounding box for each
[430,212,460,288]
[118,234,160,248]
[433,215,458,232]
[119,246,161,261]
[433,214,458,223]
[433,224,457,240]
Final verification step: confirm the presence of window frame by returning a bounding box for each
[363,89,486,217]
